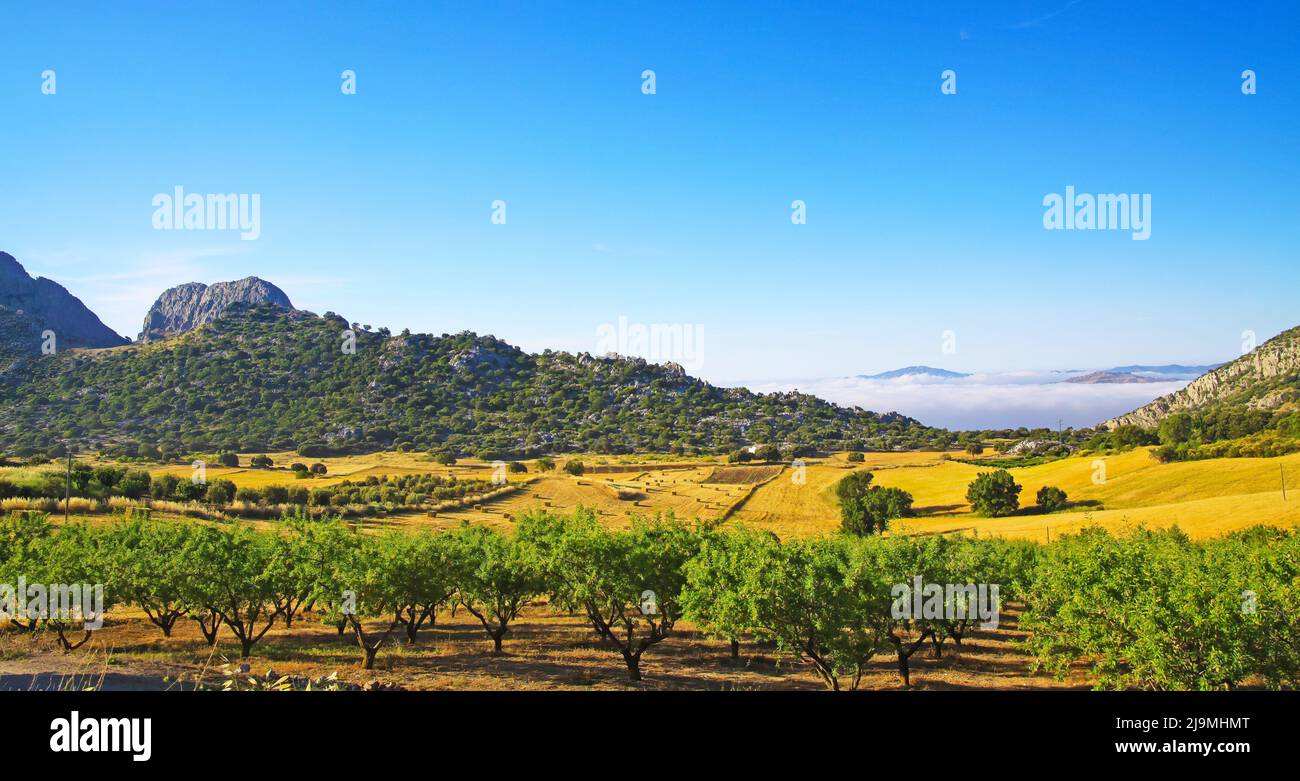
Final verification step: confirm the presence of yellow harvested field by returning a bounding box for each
[32,447,1299,543]
[872,447,1300,541]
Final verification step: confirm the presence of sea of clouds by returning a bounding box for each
[746,370,1189,430]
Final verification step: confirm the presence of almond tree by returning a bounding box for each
[377,530,457,644]
[203,526,280,658]
[536,511,701,682]
[28,522,118,652]
[0,511,53,632]
[1023,526,1257,690]
[867,535,950,687]
[684,530,892,690]
[316,534,400,670]
[104,515,191,637]
[449,524,546,653]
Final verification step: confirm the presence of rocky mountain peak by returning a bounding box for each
[0,251,129,350]
[139,276,293,342]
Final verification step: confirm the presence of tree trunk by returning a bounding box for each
[624,653,642,682]
[730,638,740,662]
[240,638,254,658]
[897,654,911,688]
[362,646,378,670]
[492,631,504,654]
[196,613,220,646]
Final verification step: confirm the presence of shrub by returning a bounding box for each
[206,478,237,506]
[1036,485,1068,513]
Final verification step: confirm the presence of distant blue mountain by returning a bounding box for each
[1105,364,1222,376]
[858,365,971,380]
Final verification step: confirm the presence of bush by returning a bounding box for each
[206,478,237,506]
[846,451,865,463]
[564,460,585,476]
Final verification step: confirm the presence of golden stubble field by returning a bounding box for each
[10,445,1298,541]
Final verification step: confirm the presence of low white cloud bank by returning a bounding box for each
[747,371,1188,430]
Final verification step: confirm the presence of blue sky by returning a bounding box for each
[1,1,1297,394]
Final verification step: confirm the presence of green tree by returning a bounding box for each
[450,524,547,653]
[1158,413,1194,446]
[683,530,892,689]
[534,511,701,681]
[966,470,1022,517]
[104,516,192,637]
[1036,485,1068,513]
[836,471,913,536]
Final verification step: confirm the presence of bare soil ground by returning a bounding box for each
[0,605,1087,692]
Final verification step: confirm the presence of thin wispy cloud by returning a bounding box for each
[1009,0,1084,30]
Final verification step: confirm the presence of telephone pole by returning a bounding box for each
[64,444,73,523]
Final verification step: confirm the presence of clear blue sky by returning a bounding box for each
[1,1,1296,385]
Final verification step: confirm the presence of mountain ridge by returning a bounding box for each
[0,252,130,352]
[0,302,941,457]
[1104,327,1300,429]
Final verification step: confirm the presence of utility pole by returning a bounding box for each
[64,444,73,523]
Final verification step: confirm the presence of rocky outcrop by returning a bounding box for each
[1104,325,1300,429]
[139,277,292,342]
[0,251,129,351]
